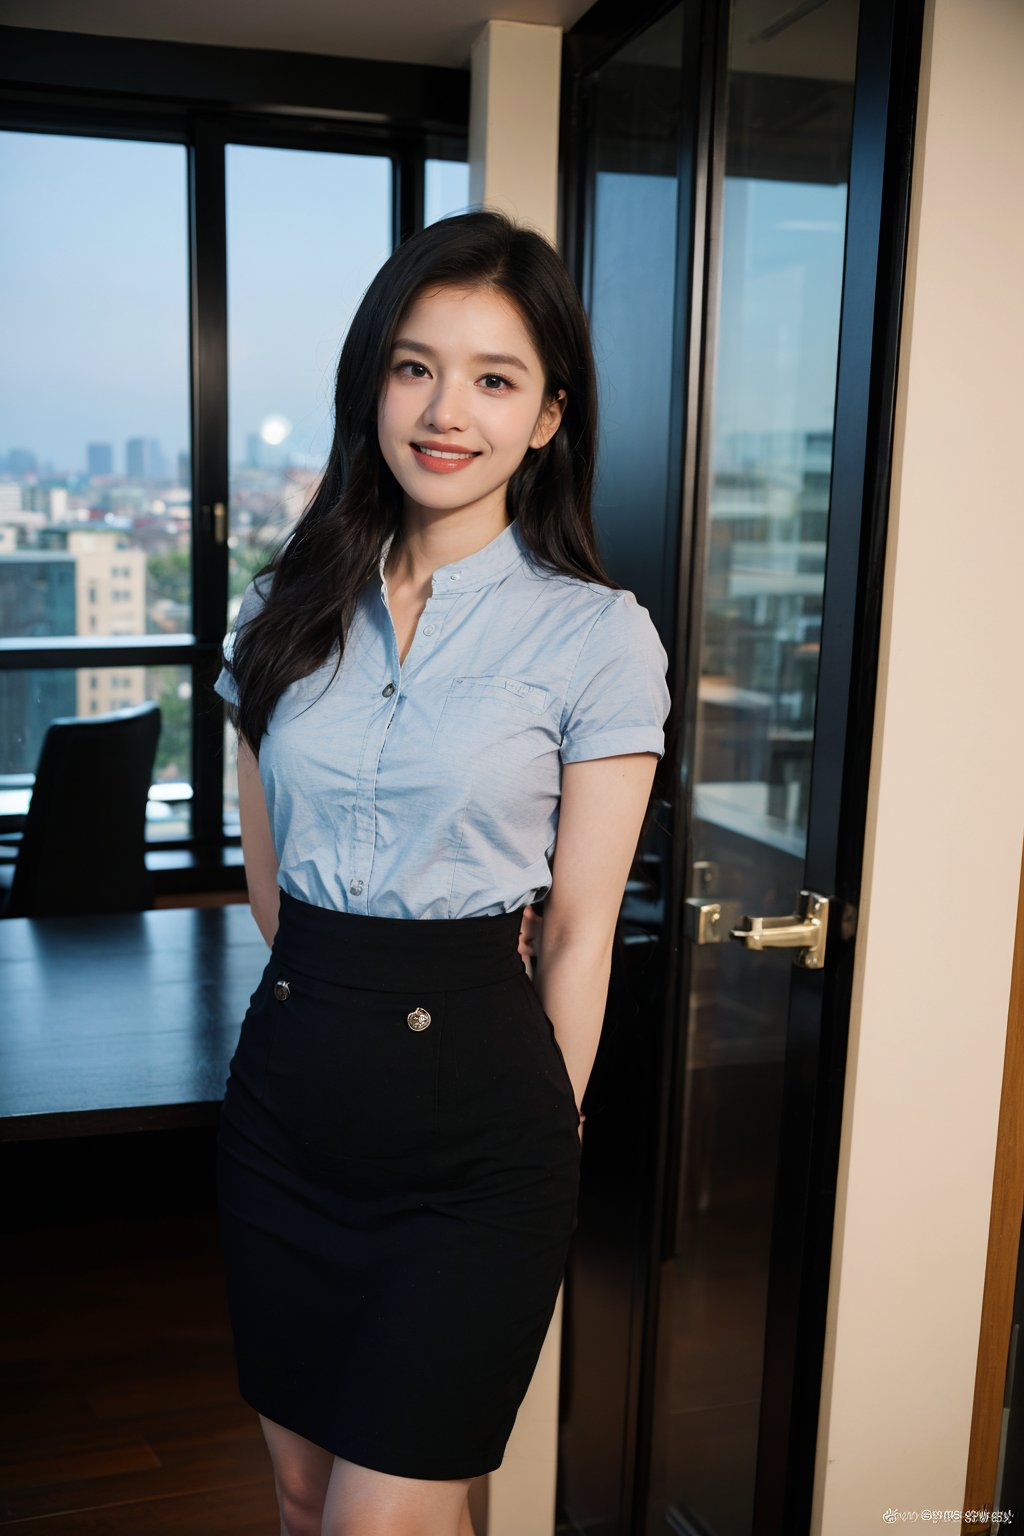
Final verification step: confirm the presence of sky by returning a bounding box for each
[0,131,470,477]
[0,127,844,480]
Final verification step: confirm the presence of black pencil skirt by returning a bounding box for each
[215,887,582,1481]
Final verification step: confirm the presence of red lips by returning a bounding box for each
[410,441,482,474]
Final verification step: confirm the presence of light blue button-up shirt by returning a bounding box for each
[214,517,671,919]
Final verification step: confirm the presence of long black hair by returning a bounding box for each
[222,208,619,751]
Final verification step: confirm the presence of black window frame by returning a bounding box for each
[0,25,468,867]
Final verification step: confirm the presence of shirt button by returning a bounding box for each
[349,878,364,896]
[422,624,435,636]
[382,681,395,697]
[273,978,290,1001]
[449,571,461,582]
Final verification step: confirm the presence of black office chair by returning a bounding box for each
[0,700,162,919]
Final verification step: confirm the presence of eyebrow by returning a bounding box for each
[391,338,531,373]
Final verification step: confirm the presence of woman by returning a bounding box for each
[213,209,671,1536]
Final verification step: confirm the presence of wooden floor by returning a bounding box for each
[2,1154,279,1531]
[0,1134,525,1536]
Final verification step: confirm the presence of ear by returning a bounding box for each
[529,388,567,451]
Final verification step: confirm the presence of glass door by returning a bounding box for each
[643,1,862,1531]
[563,0,919,1529]
[644,0,902,1529]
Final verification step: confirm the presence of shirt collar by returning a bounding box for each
[377,517,530,597]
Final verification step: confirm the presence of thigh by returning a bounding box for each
[321,1456,472,1536]
[258,1413,334,1519]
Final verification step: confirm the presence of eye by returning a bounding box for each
[394,359,429,378]
[480,373,514,392]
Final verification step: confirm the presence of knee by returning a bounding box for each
[322,1504,466,1536]
[322,1521,454,1536]
[278,1483,326,1536]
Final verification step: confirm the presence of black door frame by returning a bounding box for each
[560,0,926,1527]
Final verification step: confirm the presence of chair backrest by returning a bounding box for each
[6,700,162,919]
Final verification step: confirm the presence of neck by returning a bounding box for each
[385,503,511,590]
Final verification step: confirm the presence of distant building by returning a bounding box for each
[0,509,47,541]
[23,485,68,520]
[0,535,146,769]
[36,523,133,553]
[177,450,190,487]
[125,437,166,479]
[0,669,76,775]
[0,551,79,768]
[0,553,76,637]
[94,484,148,518]
[87,443,114,476]
[6,448,38,476]
[245,431,289,471]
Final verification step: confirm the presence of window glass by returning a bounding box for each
[225,146,392,610]
[586,8,684,609]
[0,131,191,638]
[223,714,241,835]
[0,664,193,838]
[640,2,859,1530]
[425,159,471,225]
[698,148,849,846]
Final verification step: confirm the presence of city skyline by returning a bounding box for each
[0,427,297,482]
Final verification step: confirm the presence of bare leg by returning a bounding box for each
[256,1412,334,1536]
[458,1488,477,1536]
[321,1454,473,1536]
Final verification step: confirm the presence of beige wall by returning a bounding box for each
[469,20,562,241]
[468,22,564,1535]
[813,1,1024,1528]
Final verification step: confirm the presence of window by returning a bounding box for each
[0,54,467,867]
[224,145,392,612]
[425,158,472,224]
[0,132,191,637]
[0,663,192,836]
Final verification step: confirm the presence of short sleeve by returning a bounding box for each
[213,574,271,706]
[559,591,671,765]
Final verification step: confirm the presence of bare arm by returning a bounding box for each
[535,751,659,1128]
[236,733,281,947]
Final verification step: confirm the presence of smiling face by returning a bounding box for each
[377,283,566,523]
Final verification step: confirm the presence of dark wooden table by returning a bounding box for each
[0,904,269,1141]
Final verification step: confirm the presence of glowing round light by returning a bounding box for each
[260,414,292,447]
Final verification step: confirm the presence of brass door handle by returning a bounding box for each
[729,890,829,969]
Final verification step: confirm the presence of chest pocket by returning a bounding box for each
[431,674,551,747]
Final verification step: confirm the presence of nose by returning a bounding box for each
[423,376,470,434]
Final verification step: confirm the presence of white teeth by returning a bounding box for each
[416,446,476,460]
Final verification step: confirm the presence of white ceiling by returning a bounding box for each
[1,0,597,70]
